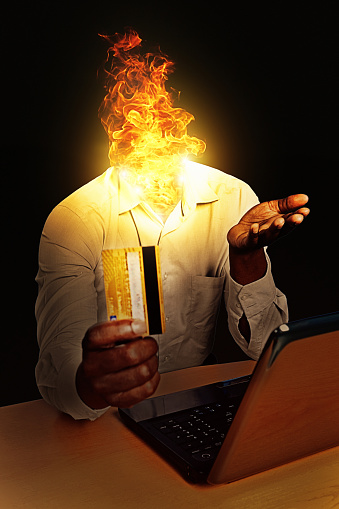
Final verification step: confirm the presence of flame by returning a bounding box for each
[98,30,206,217]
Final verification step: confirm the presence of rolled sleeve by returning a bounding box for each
[36,351,109,421]
[225,254,288,359]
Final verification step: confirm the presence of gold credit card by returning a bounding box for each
[101,246,165,335]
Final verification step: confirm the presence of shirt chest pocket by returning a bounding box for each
[188,275,225,331]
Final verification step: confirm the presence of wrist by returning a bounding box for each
[76,364,109,411]
[229,246,267,285]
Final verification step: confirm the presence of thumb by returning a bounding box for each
[84,319,147,350]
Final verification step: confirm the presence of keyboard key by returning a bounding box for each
[182,441,198,452]
[153,424,174,434]
[166,432,187,444]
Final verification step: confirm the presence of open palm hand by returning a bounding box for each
[227,194,310,252]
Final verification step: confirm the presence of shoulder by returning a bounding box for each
[42,168,118,245]
[57,168,117,220]
[186,161,258,203]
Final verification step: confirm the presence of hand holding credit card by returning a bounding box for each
[76,319,160,409]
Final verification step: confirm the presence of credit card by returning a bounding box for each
[101,246,166,335]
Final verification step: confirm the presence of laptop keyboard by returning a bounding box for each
[148,398,242,462]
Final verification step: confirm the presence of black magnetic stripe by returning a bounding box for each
[142,246,162,334]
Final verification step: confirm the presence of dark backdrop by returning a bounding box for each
[1,1,338,405]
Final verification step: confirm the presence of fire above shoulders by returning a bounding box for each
[98,29,206,176]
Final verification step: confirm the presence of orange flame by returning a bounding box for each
[98,30,206,217]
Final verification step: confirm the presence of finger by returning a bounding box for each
[263,217,285,240]
[84,319,147,350]
[109,371,161,408]
[250,223,260,236]
[94,354,159,395]
[82,337,159,376]
[276,194,309,214]
[273,217,285,229]
[284,213,306,226]
[294,207,310,218]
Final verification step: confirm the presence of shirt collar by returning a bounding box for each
[181,161,219,217]
[118,176,141,214]
[110,161,219,216]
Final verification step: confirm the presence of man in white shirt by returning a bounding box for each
[35,161,309,420]
[35,29,310,419]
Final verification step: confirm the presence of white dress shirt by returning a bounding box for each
[35,162,288,419]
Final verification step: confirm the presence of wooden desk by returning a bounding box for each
[1,361,339,509]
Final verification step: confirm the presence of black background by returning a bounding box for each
[1,1,338,405]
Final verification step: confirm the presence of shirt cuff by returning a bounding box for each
[58,359,110,421]
[228,254,277,318]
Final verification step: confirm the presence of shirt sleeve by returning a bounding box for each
[224,252,289,360]
[35,205,109,420]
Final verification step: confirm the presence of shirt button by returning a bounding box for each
[165,316,169,322]
[163,273,168,280]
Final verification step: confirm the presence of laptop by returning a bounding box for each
[119,312,339,484]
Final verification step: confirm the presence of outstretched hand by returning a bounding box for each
[227,194,310,253]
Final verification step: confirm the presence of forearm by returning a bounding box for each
[229,246,267,286]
